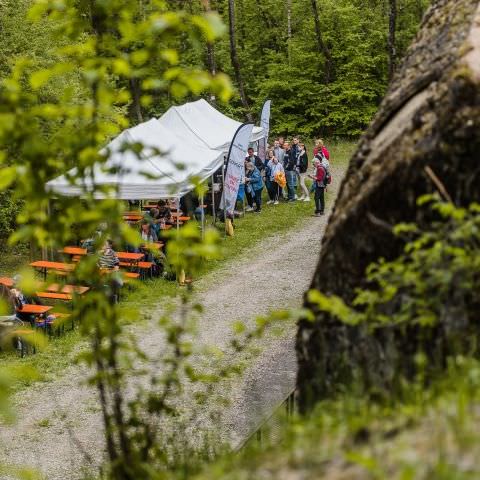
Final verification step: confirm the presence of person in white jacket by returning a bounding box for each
[267,156,285,205]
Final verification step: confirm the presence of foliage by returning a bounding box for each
[307,195,480,395]
[195,355,480,480]
[153,0,429,137]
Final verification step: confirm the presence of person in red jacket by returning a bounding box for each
[313,139,330,161]
[309,157,327,216]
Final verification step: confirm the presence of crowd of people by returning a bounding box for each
[243,138,331,217]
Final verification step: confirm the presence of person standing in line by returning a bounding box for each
[313,138,330,161]
[269,155,284,205]
[265,149,276,204]
[291,136,301,161]
[296,143,310,201]
[245,161,264,213]
[245,147,264,173]
[310,158,327,216]
[273,139,285,165]
[283,142,297,202]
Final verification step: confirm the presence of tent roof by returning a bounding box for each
[46,118,225,200]
[158,99,264,151]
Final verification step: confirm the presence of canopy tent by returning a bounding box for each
[158,99,264,152]
[46,118,225,200]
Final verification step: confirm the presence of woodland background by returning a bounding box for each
[0,0,429,239]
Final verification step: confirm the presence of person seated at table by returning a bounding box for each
[154,200,172,223]
[98,240,120,271]
[10,275,53,327]
[140,221,155,244]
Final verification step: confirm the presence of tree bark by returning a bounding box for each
[202,0,217,106]
[286,0,292,62]
[310,0,334,83]
[387,0,398,81]
[228,0,251,119]
[129,78,143,124]
[296,0,480,412]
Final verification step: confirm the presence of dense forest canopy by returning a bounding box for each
[1,0,430,136]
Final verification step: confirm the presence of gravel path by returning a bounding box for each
[0,162,345,479]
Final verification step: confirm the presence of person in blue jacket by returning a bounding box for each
[245,161,264,213]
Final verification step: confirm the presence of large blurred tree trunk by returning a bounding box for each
[296,0,480,412]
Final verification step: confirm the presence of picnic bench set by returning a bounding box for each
[2,208,193,357]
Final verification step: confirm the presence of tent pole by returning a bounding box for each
[211,174,216,224]
[222,163,227,238]
[176,196,180,231]
[200,193,205,240]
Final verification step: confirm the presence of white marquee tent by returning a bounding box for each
[47,100,265,200]
[158,99,264,152]
[46,118,225,200]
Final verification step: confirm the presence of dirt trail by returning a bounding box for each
[0,162,345,480]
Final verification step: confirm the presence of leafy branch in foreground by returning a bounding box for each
[307,195,480,396]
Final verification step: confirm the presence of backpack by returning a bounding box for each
[324,168,332,185]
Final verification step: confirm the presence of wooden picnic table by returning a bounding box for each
[30,261,75,271]
[46,284,90,295]
[36,292,72,301]
[61,246,87,256]
[124,215,143,222]
[116,252,144,264]
[30,260,75,280]
[17,304,52,315]
[142,242,164,251]
[171,213,191,222]
[0,277,13,288]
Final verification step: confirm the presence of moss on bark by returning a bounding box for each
[296,0,480,411]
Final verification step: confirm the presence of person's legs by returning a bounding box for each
[254,188,262,211]
[273,183,280,204]
[296,171,303,199]
[245,189,254,210]
[314,186,325,214]
[299,172,309,199]
[286,171,296,201]
[265,178,274,201]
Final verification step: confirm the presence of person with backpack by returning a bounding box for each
[310,158,327,216]
[295,142,310,201]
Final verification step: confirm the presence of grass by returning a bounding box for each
[195,357,480,480]
[1,140,356,393]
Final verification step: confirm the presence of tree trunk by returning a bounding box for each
[296,0,480,412]
[387,0,398,81]
[228,0,251,119]
[310,0,334,83]
[129,78,143,124]
[203,0,217,106]
[286,0,292,62]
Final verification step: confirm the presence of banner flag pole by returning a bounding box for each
[220,122,254,236]
[257,99,271,163]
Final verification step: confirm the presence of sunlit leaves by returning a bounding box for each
[312,199,480,333]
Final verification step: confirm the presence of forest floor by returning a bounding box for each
[0,158,348,480]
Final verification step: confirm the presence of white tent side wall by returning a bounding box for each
[46,119,224,200]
